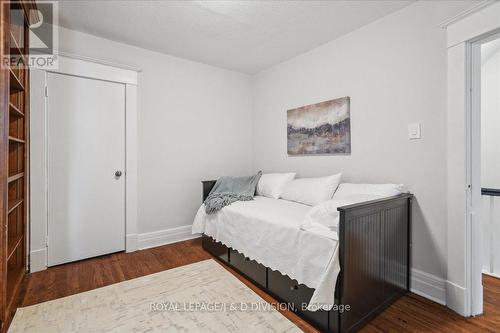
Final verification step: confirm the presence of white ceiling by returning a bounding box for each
[52,0,414,74]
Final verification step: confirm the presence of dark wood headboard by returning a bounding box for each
[201,180,217,202]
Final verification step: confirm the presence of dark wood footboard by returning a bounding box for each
[336,194,412,332]
[200,180,412,333]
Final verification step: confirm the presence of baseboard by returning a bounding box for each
[136,234,449,306]
[483,269,500,279]
[30,248,47,273]
[138,225,200,250]
[29,233,451,309]
[445,280,468,316]
[411,268,446,305]
[126,233,138,252]
[28,228,198,271]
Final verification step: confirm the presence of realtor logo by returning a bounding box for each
[3,0,58,69]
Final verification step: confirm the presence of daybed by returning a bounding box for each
[193,179,412,333]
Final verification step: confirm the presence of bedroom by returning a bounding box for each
[0,0,499,332]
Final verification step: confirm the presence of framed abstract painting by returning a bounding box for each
[287,97,351,155]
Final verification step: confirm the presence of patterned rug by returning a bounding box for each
[9,259,300,333]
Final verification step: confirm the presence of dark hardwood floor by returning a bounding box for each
[15,238,500,332]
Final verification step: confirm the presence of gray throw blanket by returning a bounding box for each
[204,171,262,214]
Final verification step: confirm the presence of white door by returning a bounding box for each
[47,72,126,266]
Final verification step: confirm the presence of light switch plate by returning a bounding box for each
[408,123,421,140]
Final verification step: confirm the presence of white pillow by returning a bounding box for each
[303,200,345,230]
[280,173,342,206]
[257,173,296,199]
[303,196,385,232]
[333,183,404,200]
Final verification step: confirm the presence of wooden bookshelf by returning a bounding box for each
[6,235,22,261]
[8,68,24,92]
[8,136,24,144]
[9,31,22,56]
[7,199,22,215]
[1,1,38,331]
[7,173,24,184]
[8,103,23,118]
[5,262,23,315]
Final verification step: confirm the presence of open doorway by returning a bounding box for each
[480,37,500,280]
[468,31,500,317]
[445,2,500,318]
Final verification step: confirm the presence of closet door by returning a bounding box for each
[47,73,126,266]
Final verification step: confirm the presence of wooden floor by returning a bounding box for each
[14,238,500,332]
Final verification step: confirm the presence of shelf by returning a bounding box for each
[7,234,23,261]
[6,264,24,313]
[8,136,24,144]
[4,5,30,328]
[9,31,23,56]
[8,199,23,214]
[7,173,23,183]
[9,68,24,92]
[9,103,24,118]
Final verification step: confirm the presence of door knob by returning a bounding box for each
[115,171,122,177]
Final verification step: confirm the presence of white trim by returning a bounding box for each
[447,42,469,316]
[446,3,500,318]
[138,226,200,250]
[445,1,500,48]
[411,269,446,305]
[30,69,49,273]
[29,248,47,273]
[469,38,484,317]
[482,269,500,279]
[126,234,138,253]
[48,56,138,85]
[125,85,138,252]
[53,50,142,73]
[463,40,474,317]
[439,1,496,29]
[446,280,468,316]
[135,232,448,307]
[30,55,139,271]
[30,219,450,306]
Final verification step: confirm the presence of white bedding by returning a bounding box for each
[192,196,340,311]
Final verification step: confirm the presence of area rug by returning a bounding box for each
[9,259,300,333]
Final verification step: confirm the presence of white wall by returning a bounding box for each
[252,0,476,287]
[30,26,254,266]
[28,1,487,311]
[59,27,255,235]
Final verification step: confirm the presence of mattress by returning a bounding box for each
[192,196,340,310]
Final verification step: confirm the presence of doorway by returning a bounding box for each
[444,2,500,317]
[46,72,126,266]
[469,31,500,316]
[29,55,139,272]
[479,36,500,279]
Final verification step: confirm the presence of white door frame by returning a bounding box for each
[444,1,500,317]
[467,30,500,317]
[30,55,139,272]
[467,36,482,318]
